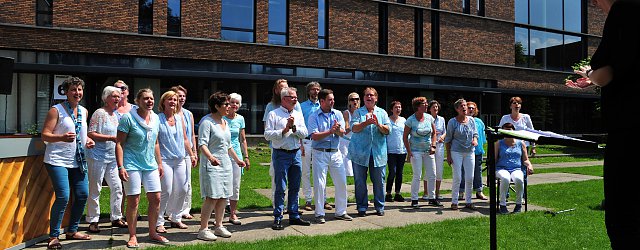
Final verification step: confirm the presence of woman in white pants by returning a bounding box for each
[494,122,533,214]
[339,92,360,177]
[444,99,478,210]
[403,97,439,208]
[425,100,446,201]
[156,91,196,232]
[224,93,250,225]
[86,86,127,233]
[171,85,197,220]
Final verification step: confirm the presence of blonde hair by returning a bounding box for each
[347,92,360,109]
[158,90,178,113]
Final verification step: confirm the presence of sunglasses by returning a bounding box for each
[349,98,359,101]
[117,86,128,91]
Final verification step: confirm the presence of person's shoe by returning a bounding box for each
[170,221,188,229]
[421,194,429,201]
[228,218,242,225]
[436,195,444,201]
[394,193,405,202]
[476,192,488,200]
[111,218,128,228]
[357,211,367,217]
[411,200,419,208]
[197,228,217,241]
[324,203,333,210]
[513,204,522,214]
[451,204,459,210]
[464,203,477,210]
[289,218,311,226]
[303,202,313,211]
[335,213,353,221]
[429,199,443,207]
[376,210,385,216]
[315,216,326,224]
[225,205,231,214]
[499,205,509,215]
[458,192,465,200]
[385,194,393,202]
[272,219,284,230]
[214,226,232,238]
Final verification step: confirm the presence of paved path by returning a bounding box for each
[26,160,603,250]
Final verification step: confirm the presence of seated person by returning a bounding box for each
[494,122,534,214]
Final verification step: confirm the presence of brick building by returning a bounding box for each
[0,0,604,135]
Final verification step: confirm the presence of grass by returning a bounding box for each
[95,144,610,249]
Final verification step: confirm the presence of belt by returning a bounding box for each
[274,148,299,153]
[314,148,338,152]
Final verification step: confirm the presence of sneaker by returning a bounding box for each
[394,193,404,202]
[335,213,353,221]
[197,228,217,241]
[464,203,477,210]
[357,211,367,217]
[513,204,522,214]
[428,199,443,207]
[385,194,393,202]
[411,200,419,208]
[436,195,444,201]
[304,202,313,211]
[451,204,459,210]
[213,226,232,238]
[315,216,326,224]
[499,205,509,215]
[421,194,429,201]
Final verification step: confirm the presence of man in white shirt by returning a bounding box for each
[264,87,311,230]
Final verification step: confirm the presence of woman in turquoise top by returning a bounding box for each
[494,123,533,214]
[349,87,390,217]
[223,92,250,225]
[403,97,439,208]
[197,91,245,241]
[444,98,478,211]
[115,88,168,247]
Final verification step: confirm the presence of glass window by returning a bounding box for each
[529,30,563,70]
[530,0,562,30]
[318,0,327,48]
[563,0,581,33]
[563,35,582,70]
[514,0,528,24]
[514,27,529,67]
[264,66,294,75]
[161,58,213,71]
[296,67,325,78]
[462,0,470,14]
[138,0,153,34]
[221,62,251,73]
[327,70,353,79]
[221,0,255,42]
[268,0,288,45]
[36,0,53,27]
[167,0,181,36]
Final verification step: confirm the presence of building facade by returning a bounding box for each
[0,0,604,135]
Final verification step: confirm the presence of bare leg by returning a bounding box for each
[214,199,226,228]
[126,195,140,245]
[146,192,162,240]
[229,200,239,221]
[436,180,442,198]
[200,198,215,230]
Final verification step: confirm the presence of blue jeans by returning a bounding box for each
[460,153,484,192]
[45,164,89,238]
[353,155,386,212]
[386,153,406,194]
[272,149,302,220]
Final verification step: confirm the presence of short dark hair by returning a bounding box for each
[62,77,85,93]
[208,91,229,114]
[501,122,515,130]
[318,88,333,100]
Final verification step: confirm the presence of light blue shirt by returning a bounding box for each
[386,116,407,154]
[348,106,390,168]
[405,113,435,152]
[473,117,486,155]
[444,116,478,153]
[157,113,186,160]
[263,101,302,122]
[433,115,446,144]
[223,114,246,159]
[300,99,320,128]
[308,108,344,149]
[117,112,160,171]
[183,108,194,147]
[264,106,308,150]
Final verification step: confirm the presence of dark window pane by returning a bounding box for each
[221,30,254,42]
[530,30,563,70]
[268,0,287,33]
[37,0,53,12]
[297,67,325,78]
[389,73,419,83]
[564,0,581,33]
[327,70,353,79]
[138,0,153,34]
[87,55,131,67]
[264,66,294,75]
[356,71,386,81]
[251,64,264,74]
[221,0,254,30]
[36,13,52,27]
[268,34,286,45]
[514,0,527,24]
[162,58,213,71]
[50,53,81,65]
[168,0,181,36]
[563,35,582,71]
[318,38,326,49]
[515,27,529,67]
[221,62,251,73]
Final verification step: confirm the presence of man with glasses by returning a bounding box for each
[264,87,311,230]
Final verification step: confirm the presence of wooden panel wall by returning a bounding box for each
[0,156,58,249]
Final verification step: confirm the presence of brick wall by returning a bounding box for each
[388,5,414,57]
[587,3,606,36]
[289,0,317,47]
[439,0,461,13]
[255,0,269,44]
[422,10,432,58]
[329,0,378,53]
[406,0,431,8]
[182,0,217,39]
[0,1,33,25]
[54,0,137,32]
[153,0,168,35]
[440,13,513,65]
[485,0,512,21]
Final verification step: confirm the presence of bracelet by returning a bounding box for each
[586,69,593,77]
[118,166,125,170]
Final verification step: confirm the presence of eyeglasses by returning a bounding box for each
[284,96,298,100]
[364,94,375,97]
[511,102,520,105]
[117,86,128,91]
[468,107,476,110]
[349,98,360,101]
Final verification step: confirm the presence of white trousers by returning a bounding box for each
[410,151,437,200]
[158,158,188,226]
[434,143,445,181]
[339,137,353,176]
[450,151,475,205]
[230,158,242,201]
[301,139,313,202]
[312,149,348,217]
[86,158,123,222]
[497,169,525,206]
[178,156,193,217]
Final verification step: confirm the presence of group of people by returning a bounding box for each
[42,76,538,248]
[42,78,249,249]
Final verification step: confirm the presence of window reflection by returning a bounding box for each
[221,0,255,42]
[268,0,287,45]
